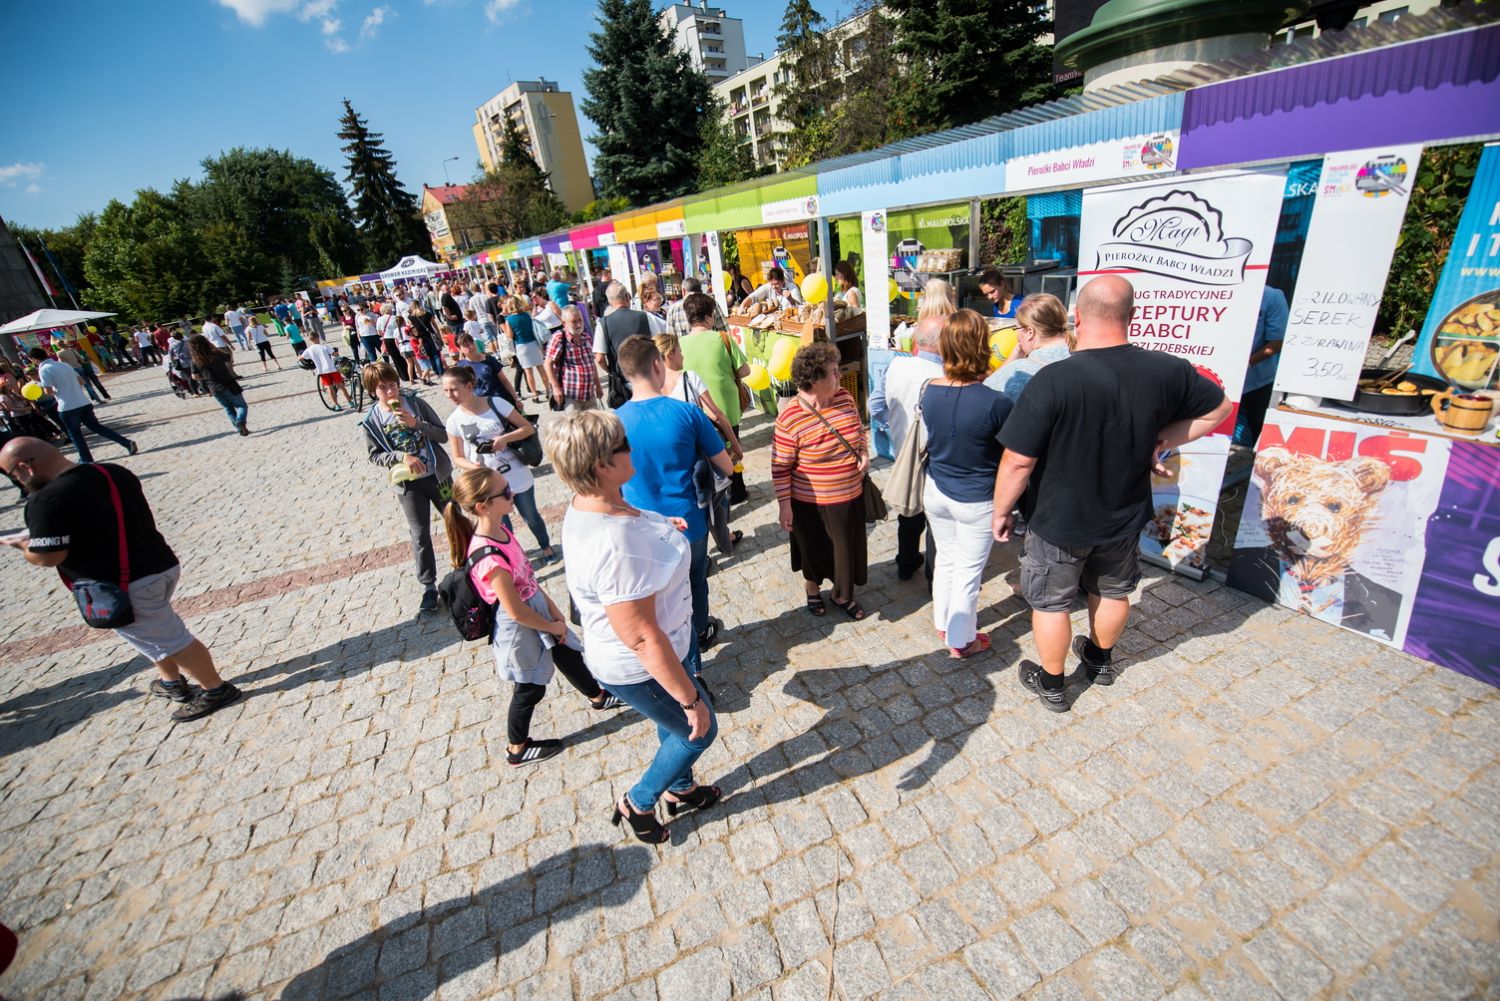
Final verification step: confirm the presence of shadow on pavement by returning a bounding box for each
[235,612,457,697]
[0,656,143,756]
[276,844,651,1001]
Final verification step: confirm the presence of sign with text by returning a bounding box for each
[1079,167,1285,575]
[1004,132,1182,195]
[1275,144,1423,400]
[862,210,891,350]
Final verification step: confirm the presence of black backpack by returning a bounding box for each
[437,545,505,641]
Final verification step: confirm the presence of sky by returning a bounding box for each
[0,0,790,232]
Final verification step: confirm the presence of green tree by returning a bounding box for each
[572,196,631,225]
[774,0,834,166]
[84,190,206,319]
[582,0,713,206]
[885,0,1059,132]
[337,99,427,269]
[449,118,572,248]
[979,196,1029,268]
[696,98,765,191]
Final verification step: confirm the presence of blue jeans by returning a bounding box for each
[73,364,107,402]
[212,389,248,427]
[689,531,709,639]
[58,405,131,463]
[501,485,552,551]
[611,648,716,812]
[360,335,382,364]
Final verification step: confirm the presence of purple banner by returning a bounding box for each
[1403,441,1500,686]
[1180,25,1500,171]
[635,243,662,277]
[539,234,567,255]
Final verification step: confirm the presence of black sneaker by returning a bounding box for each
[1020,661,1070,713]
[170,683,243,722]
[507,739,564,766]
[419,587,439,613]
[149,679,200,703]
[591,692,626,711]
[1072,636,1117,686]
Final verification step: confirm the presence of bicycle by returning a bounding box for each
[315,355,365,412]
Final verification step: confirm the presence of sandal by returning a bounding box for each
[728,530,743,547]
[806,593,827,616]
[831,597,867,621]
[949,633,992,659]
[664,783,723,817]
[611,796,670,844]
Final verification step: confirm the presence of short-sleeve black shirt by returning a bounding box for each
[24,463,178,583]
[998,345,1225,546]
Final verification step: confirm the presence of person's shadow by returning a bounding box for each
[276,844,651,1001]
[0,656,144,756]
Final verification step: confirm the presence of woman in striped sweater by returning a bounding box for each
[772,342,870,620]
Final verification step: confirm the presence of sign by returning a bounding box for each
[1275,145,1423,400]
[635,242,662,278]
[657,219,686,238]
[1410,143,1500,394]
[862,209,891,350]
[1004,132,1182,195]
[761,194,820,225]
[1079,167,1286,574]
[606,244,631,292]
[705,231,728,317]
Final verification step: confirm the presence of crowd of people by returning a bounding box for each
[2,262,1233,846]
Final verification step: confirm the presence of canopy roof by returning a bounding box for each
[0,308,116,336]
[379,255,445,281]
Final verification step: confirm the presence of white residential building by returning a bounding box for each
[660,3,749,82]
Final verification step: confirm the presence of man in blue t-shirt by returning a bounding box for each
[615,336,734,660]
[1233,285,1289,448]
[546,268,573,310]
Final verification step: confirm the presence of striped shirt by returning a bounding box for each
[771,389,866,505]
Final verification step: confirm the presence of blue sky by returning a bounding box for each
[1,0,789,231]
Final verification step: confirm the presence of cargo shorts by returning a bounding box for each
[1020,531,1141,613]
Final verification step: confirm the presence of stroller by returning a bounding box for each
[167,366,196,399]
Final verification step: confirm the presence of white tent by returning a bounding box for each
[0,308,116,336]
[378,255,444,283]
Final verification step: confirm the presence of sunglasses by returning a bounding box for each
[612,436,631,455]
[482,485,513,504]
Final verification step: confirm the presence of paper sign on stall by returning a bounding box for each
[1004,131,1182,194]
[1078,166,1287,576]
[704,231,728,318]
[861,210,891,350]
[1275,145,1423,400]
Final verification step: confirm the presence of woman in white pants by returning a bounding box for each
[920,310,1016,658]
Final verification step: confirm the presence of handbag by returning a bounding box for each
[68,465,135,628]
[802,399,886,524]
[487,399,543,467]
[718,328,752,411]
[882,380,933,518]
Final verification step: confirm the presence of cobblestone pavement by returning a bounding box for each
[1,348,1497,1001]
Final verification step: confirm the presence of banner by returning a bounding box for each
[862,210,891,350]
[1004,131,1181,194]
[606,244,631,292]
[735,225,811,285]
[1228,410,1450,648]
[1410,143,1500,394]
[1275,145,1423,400]
[1079,166,1286,573]
[635,242,662,278]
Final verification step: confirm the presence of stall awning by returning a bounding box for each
[569,220,615,249]
[1180,24,1500,170]
[683,173,818,234]
[539,233,570,255]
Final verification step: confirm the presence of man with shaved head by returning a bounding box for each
[992,275,1231,712]
[0,438,241,723]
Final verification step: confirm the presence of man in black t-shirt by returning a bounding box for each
[0,438,242,724]
[994,276,1231,713]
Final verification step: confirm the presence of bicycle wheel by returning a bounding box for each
[315,375,338,411]
[344,364,365,411]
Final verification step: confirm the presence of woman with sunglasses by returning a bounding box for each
[555,410,721,845]
[444,467,622,767]
[984,293,1073,400]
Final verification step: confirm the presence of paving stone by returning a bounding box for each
[1011,907,1088,975]
[1087,945,1164,1001]
[962,935,1040,1000]
[1243,928,1334,1000]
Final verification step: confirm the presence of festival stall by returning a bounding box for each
[378,254,444,285]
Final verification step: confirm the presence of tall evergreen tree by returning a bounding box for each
[336,99,427,269]
[696,98,765,191]
[774,0,835,166]
[884,0,1060,132]
[582,0,713,206]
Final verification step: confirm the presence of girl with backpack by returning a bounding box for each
[443,466,622,766]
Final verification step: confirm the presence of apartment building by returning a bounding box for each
[471,80,594,214]
[660,3,749,82]
[1281,0,1441,41]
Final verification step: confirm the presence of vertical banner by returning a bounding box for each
[862,210,891,349]
[705,232,729,318]
[1410,143,1500,394]
[1079,166,1287,575]
[636,242,662,278]
[1228,409,1459,653]
[1275,145,1424,400]
[607,244,631,294]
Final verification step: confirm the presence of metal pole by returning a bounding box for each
[969,198,981,272]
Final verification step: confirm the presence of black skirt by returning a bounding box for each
[789,495,868,593]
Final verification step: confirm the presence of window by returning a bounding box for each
[1378,7,1408,22]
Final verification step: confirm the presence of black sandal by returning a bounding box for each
[729,530,743,546]
[832,597,867,621]
[611,796,670,844]
[806,591,827,616]
[664,784,723,817]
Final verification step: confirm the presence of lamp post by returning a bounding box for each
[442,156,461,186]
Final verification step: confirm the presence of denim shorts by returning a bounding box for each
[1020,531,1141,613]
[114,565,196,661]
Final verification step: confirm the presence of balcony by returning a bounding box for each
[751,92,768,106]
[705,64,730,78]
[729,101,749,116]
[697,21,722,37]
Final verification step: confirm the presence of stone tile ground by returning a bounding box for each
[0,352,1496,1000]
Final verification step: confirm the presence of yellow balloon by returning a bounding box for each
[719,270,732,292]
[22,381,44,401]
[768,339,797,381]
[86,325,97,332]
[744,363,771,391]
[989,327,1019,368]
[800,272,828,305]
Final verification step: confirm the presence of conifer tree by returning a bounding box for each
[336,99,427,269]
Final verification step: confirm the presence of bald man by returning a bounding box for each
[992,275,1232,712]
[0,438,241,723]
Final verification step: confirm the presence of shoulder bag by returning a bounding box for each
[487,398,543,467]
[882,379,933,518]
[718,328,753,412]
[802,399,886,524]
[67,465,135,628]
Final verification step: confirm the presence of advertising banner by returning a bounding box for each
[1004,131,1182,194]
[862,210,891,350]
[1409,143,1500,394]
[1275,144,1423,400]
[736,225,812,285]
[606,245,631,292]
[635,242,662,278]
[1079,166,1287,573]
[1228,410,1450,649]
[705,232,729,317]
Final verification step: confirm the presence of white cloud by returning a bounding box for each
[485,0,521,24]
[215,0,302,26]
[326,36,351,52]
[359,5,391,40]
[0,162,44,187]
[321,16,341,33]
[302,0,336,16]
[25,183,42,195]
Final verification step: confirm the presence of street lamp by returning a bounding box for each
[442,156,461,186]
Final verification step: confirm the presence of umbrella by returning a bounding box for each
[0,308,117,336]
